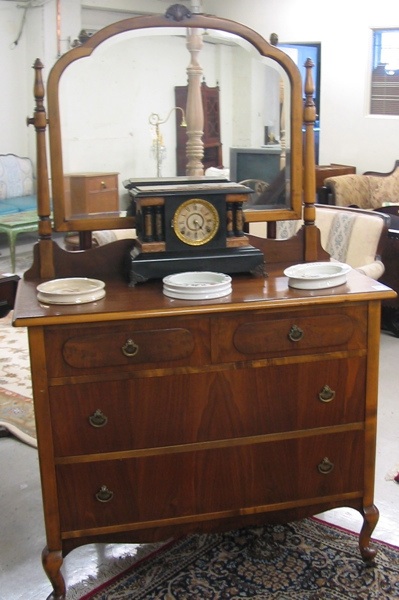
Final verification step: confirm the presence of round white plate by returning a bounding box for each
[284,262,351,290]
[163,271,232,300]
[163,271,231,288]
[37,277,106,304]
[163,285,232,300]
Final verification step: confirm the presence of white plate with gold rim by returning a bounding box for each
[37,277,106,304]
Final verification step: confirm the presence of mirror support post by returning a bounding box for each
[303,58,319,262]
[185,27,205,176]
[27,59,55,279]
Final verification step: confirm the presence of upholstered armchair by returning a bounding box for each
[249,205,389,281]
[318,160,399,209]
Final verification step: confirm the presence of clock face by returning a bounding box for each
[172,198,220,246]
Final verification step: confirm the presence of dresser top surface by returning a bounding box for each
[12,268,396,328]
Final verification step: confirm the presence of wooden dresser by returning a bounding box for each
[13,250,396,598]
[19,9,396,599]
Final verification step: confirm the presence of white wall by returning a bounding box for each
[2,0,399,176]
[0,0,78,159]
[206,0,399,174]
[0,2,32,156]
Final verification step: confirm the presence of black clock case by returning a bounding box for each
[127,245,265,286]
[124,177,265,285]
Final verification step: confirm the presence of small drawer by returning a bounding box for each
[45,316,211,377]
[87,174,117,193]
[213,305,367,362]
[49,357,365,457]
[56,430,364,532]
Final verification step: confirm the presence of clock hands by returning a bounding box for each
[193,218,203,231]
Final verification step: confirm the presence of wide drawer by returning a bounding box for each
[85,190,118,212]
[49,357,365,456]
[56,430,364,532]
[45,316,211,377]
[212,305,367,362]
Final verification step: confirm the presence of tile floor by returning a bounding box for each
[0,235,398,600]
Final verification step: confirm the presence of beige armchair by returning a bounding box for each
[318,160,399,209]
[249,204,390,280]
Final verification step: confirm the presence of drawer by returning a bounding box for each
[50,357,365,456]
[84,190,118,213]
[56,430,364,532]
[45,316,211,377]
[212,305,367,362]
[86,175,117,193]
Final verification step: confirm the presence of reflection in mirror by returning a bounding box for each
[58,27,292,218]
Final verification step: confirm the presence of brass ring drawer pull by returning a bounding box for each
[89,409,108,428]
[100,181,107,188]
[318,385,336,403]
[288,324,304,342]
[95,485,114,503]
[317,457,334,475]
[122,338,139,357]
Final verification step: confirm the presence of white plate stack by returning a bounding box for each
[163,271,232,300]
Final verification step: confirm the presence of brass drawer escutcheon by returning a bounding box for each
[318,385,336,403]
[89,409,108,428]
[288,324,304,342]
[122,338,139,357]
[317,457,334,475]
[95,485,114,503]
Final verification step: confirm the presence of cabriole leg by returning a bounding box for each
[359,504,379,564]
[42,546,65,600]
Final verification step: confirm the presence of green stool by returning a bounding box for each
[0,211,42,273]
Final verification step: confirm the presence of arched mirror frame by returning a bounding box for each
[43,9,307,235]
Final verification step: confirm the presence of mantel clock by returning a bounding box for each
[123,178,265,285]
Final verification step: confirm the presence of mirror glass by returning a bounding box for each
[48,17,303,232]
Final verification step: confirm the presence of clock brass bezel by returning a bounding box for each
[172,198,220,246]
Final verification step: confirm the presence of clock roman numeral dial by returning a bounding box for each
[173,198,219,246]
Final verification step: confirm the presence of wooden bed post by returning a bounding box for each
[27,59,55,279]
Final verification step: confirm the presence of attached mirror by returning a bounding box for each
[47,10,304,233]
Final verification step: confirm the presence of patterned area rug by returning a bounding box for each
[0,311,36,447]
[73,518,399,600]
